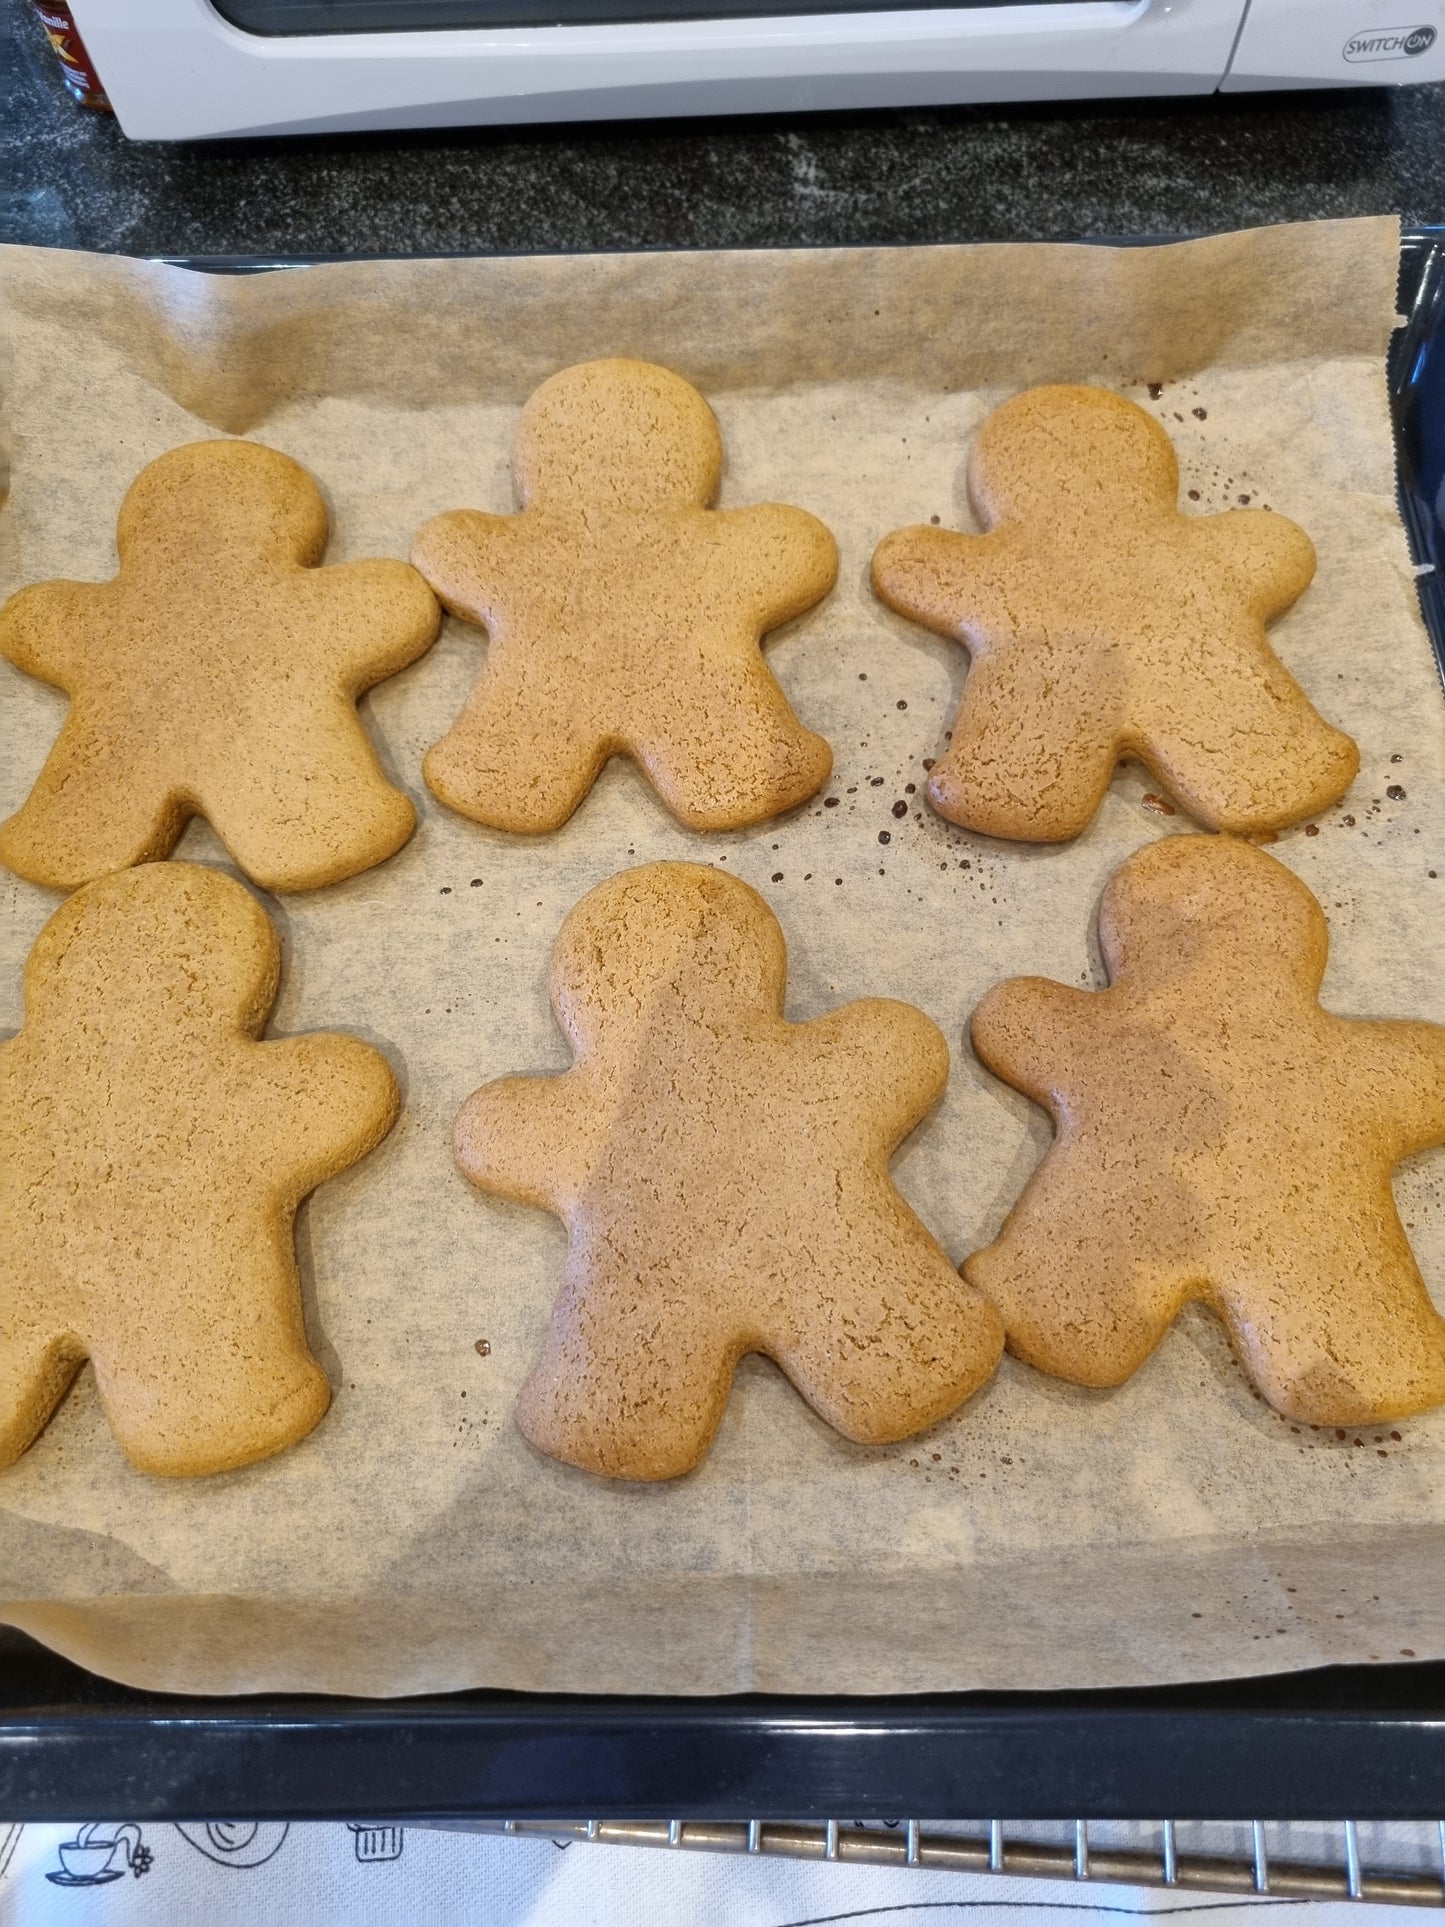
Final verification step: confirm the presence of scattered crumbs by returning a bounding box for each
[470,878,483,888]
[870,776,885,787]
[891,800,908,818]
[1391,752,1403,763]
[858,672,868,681]
[929,514,941,525]
[896,699,908,710]
[960,860,972,870]
[1386,784,1406,801]
[1304,824,1319,837]
[1141,793,1176,816]
[878,831,891,845]
[1193,407,1207,420]
[1238,494,1252,506]
[835,878,843,886]
[824,796,840,808]
[922,758,935,771]
[1403,1649,1416,1658]
[1147,381,1163,399]
[771,872,784,883]
[905,782,916,794]
[846,785,857,794]
[1342,814,1356,827]
[439,886,452,895]
[1187,488,1201,501]
[474,1339,491,1356]
[1392,1431,1403,1442]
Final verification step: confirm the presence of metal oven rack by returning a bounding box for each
[474,1817,1445,1907]
[1,228,1442,1907]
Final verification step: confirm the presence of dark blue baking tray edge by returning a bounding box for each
[2,228,1442,1825]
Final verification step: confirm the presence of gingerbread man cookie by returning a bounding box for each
[872,385,1358,841]
[454,862,1002,1479]
[0,440,440,893]
[966,835,1445,1425]
[0,862,399,1475]
[413,359,837,833]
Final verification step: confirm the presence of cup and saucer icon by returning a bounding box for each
[47,1822,147,1886]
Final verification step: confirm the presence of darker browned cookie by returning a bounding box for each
[454,861,1003,1479]
[966,834,1445,1425]
[872,385,1358,841]
[0,440,440,893]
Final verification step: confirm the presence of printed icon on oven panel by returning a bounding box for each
[46,1822,152,1886]
[174,1820,290,1867]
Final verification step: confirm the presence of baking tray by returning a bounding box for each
[1,226,1442,1830]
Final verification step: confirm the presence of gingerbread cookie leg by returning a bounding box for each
[424,665,608,834]
[0,716,186,890]
[516,1261,735,1481]
[1137,657,1359,833]
[927,653,1120,842]
[89,1275,332,1476]
[197,709,417,893]
[1216,1216,1445,1426]
[0,1322,86,1470]
[636,656,832,831]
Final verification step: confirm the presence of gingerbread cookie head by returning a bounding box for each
[872,383,1357,842]
[1,861,400,1477]
[968,383,1179,526]
[550,858,787,1045]
[513,358,723,511]
[966,834,1445,1426]
[454,860,1002,1480]
[115,439,327,568]
[413,360,836,836]
[1100,831,1327,992]
[0,438,439,895]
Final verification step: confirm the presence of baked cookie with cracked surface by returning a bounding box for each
[0,439,439,893]
[413,358,837,833]
[0,862,399,1476]
[454,860,1002,1479]
[966,834,1445,1425]
[871,384,1358,841]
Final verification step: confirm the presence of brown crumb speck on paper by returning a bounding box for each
[1147,381,1164,399]
[1386,784,1407,801]
[1140,793,1176,816]
[892,800,908,818]
[474,1338,491,1356]
[1304,823,1319,836]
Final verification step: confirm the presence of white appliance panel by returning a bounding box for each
[71,0,1243,140]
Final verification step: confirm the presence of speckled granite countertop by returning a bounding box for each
[2,0,1442,255]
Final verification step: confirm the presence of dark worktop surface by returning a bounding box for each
[2,0,1442,255]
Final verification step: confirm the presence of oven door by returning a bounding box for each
[71,0,1248,140]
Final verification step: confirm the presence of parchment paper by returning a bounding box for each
[2,218,1442,1698]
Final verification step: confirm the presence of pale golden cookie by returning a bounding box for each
[413,359,837,833]
[0,440,440,893]
[454,861,1002,1479]
[966,835,1445,1425]
[872,384,1358,841]
[0,862,399,1476]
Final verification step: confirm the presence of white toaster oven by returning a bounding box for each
[70,0,1445,141]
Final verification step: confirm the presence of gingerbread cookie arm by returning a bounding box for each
[295,559,440,689]
[411,509,528,627]
[243,1034,400,1197]
[0,579,110,688]
[0,709,188,890]
[1190,506,1317,623]
[454,1071,594,1215]
[1350,1017,1445,1159]
[724,504,839,632]
[805,998,950,1146]
[970,976,1110,1115]
[871,525,1013,643]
